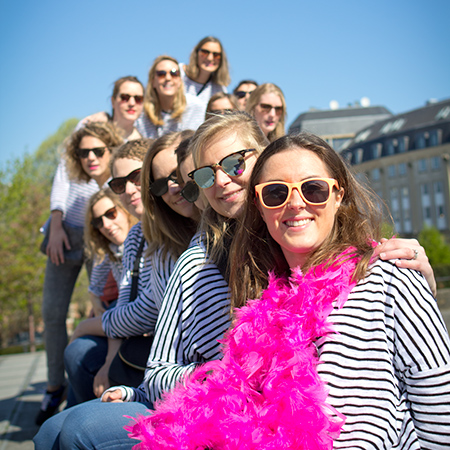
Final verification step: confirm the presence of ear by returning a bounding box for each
[335,187,344,210]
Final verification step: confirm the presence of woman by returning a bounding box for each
[181,36,230,105]
[135,55,205,139]
[205,92,239,119]
[36,121,123,425]
[128,132,450,449]
[246,82,286,142]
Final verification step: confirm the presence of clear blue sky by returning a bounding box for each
[0,0,448,167]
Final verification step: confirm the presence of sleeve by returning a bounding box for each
[391,266,450,447]
[88,257,112,297]
[50,159,71,215]
[138,245,231,404]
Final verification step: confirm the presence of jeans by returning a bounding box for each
[64,335,108,407]
[33,398,153,449]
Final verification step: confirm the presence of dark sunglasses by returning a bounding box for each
[149,170,178,197]
[108,168,141,194]
[235,90,254,99]
[155,69,180,79]
[259,103,283,115]
[180,180,200,203]
[91,206,118,229]
[76,147,108,159]
[188,149,254,189]
[255,178,339,209]
[199,48,221,60]
[119,93,144,104]
[208,109,234,115]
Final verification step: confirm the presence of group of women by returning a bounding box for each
[35,35,450,449]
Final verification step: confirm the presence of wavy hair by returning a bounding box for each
[65,122,123,182]
[144,55,186,126]
[84,188,138,263]
[109,138,153,177]
[245,83,287,142]
[185,36,230,86]
[229,132,385,309]
[205,92,239,119]
[141,130,198,259]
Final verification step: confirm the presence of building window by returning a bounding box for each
[385,139,396,156]
[398,163,407,176]
[429,129,441,146]
[421,184,429,195]
[401,187,412,233]
[372,168,381,181]
[431,156,441,170]
[434,181,443,193]
[371,143,382,160]
[388,165,396,178]
[417,159,427,173]
[398,136,408,152]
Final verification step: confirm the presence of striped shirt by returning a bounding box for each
[50,159,99,227]
[88,253,123,297]
[135,94,205,139]
[101,222,177,338]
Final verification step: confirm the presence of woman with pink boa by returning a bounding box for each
[128,132,450,449]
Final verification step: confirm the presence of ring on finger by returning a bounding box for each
[412,248,419,260]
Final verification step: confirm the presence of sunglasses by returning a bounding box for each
[155,69,180,79]
[149,170,178,197]
[119,93,144,105]
[180,180,200,203]
[108,168,141,194]
[235,90,254,99]
[91,206,118,229]
[198,48,222,60]
[188,149,254,189]
[208,109,234,115]
[76,147,107,159]
[259,103,283,115]
[255,178,339,209]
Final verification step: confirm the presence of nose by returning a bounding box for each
[128,96,136,105]
[287,188,306,209]
[102,216,114,230]
[168,179,181,195]
[124,180,137,195]
[87,150,97,161]
[214,167,231,188]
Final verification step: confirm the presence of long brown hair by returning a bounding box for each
[144,55,186,126]
[185,36,230,86]
[229,132,385,309]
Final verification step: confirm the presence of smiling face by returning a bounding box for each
[197,41,222,75]
[152,144,195,218]
[198,132,257,219]
[253,92,283,137]
[112,158,143,219]
[152,59,181,99]
[91,197,130,246]
[78,136,111,184]
[111,81,144,123]
[256,148,344,269]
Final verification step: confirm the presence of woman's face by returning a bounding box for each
[152,144,195,218]
[198,132,258,219]
[112,158,143,219]
[256,148,344,269]
[208,97,235,114]
[152,59,181,99]
[197,41,222,75]
[78,136,111,182]
[111,81,144,123]
[253,92,283,137]
[92,197,130,246]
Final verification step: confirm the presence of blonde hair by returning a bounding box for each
[189,112,269,264]
[229,132,385,309]
[84,188,138,262]
[65,122,123,182]
[141,130,198,259]
[185,36,230,87]
[246,83,287,142]
[144,55,186,126]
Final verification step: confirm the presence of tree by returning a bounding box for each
[418,225,450,266]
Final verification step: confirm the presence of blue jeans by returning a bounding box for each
[33,398,153,449]
[64,335,108,407]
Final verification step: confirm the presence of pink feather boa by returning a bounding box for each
[126,252,360,449]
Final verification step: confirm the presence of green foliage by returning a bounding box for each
[418,225,450,265]
[0,118,81,348]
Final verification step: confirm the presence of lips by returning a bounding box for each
[219,189,243,202]
[284,218,312,228]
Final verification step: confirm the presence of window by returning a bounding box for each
[372,168,381,181]
[385,139,396,156]
[431,156,441,170]
[434,181,443,193]
[429,129,441,146]
[421,184,429,196]
[388,165,396,178]
[417,159,427,173]
[398,136,408,152]
[398,163,407,176]
[371,143,382,159]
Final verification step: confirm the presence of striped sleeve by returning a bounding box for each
[88,256,112,297]
[135,239,231,404]
[317,259,450,449]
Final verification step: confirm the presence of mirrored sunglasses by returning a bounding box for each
[149,170,178,197]
[91,206,118,229]
[188,149,254,189]
[108,168,142,194]
[180,181,200,203]
[199,48,222,60]
[259,103,283,115]
[255,178,339,209]
[155,69,180,80]
[76,147,107,159]
[119,93,144,105]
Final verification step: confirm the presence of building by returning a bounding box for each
[288,101,392,152]
[341,99,450,237]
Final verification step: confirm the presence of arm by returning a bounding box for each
[374,237,436,296]
[93,337,122,398]
[46,210,70,265]
[69,316,105,343]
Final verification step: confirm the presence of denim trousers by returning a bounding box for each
[33,398,153,449]
[64,335,108,407]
